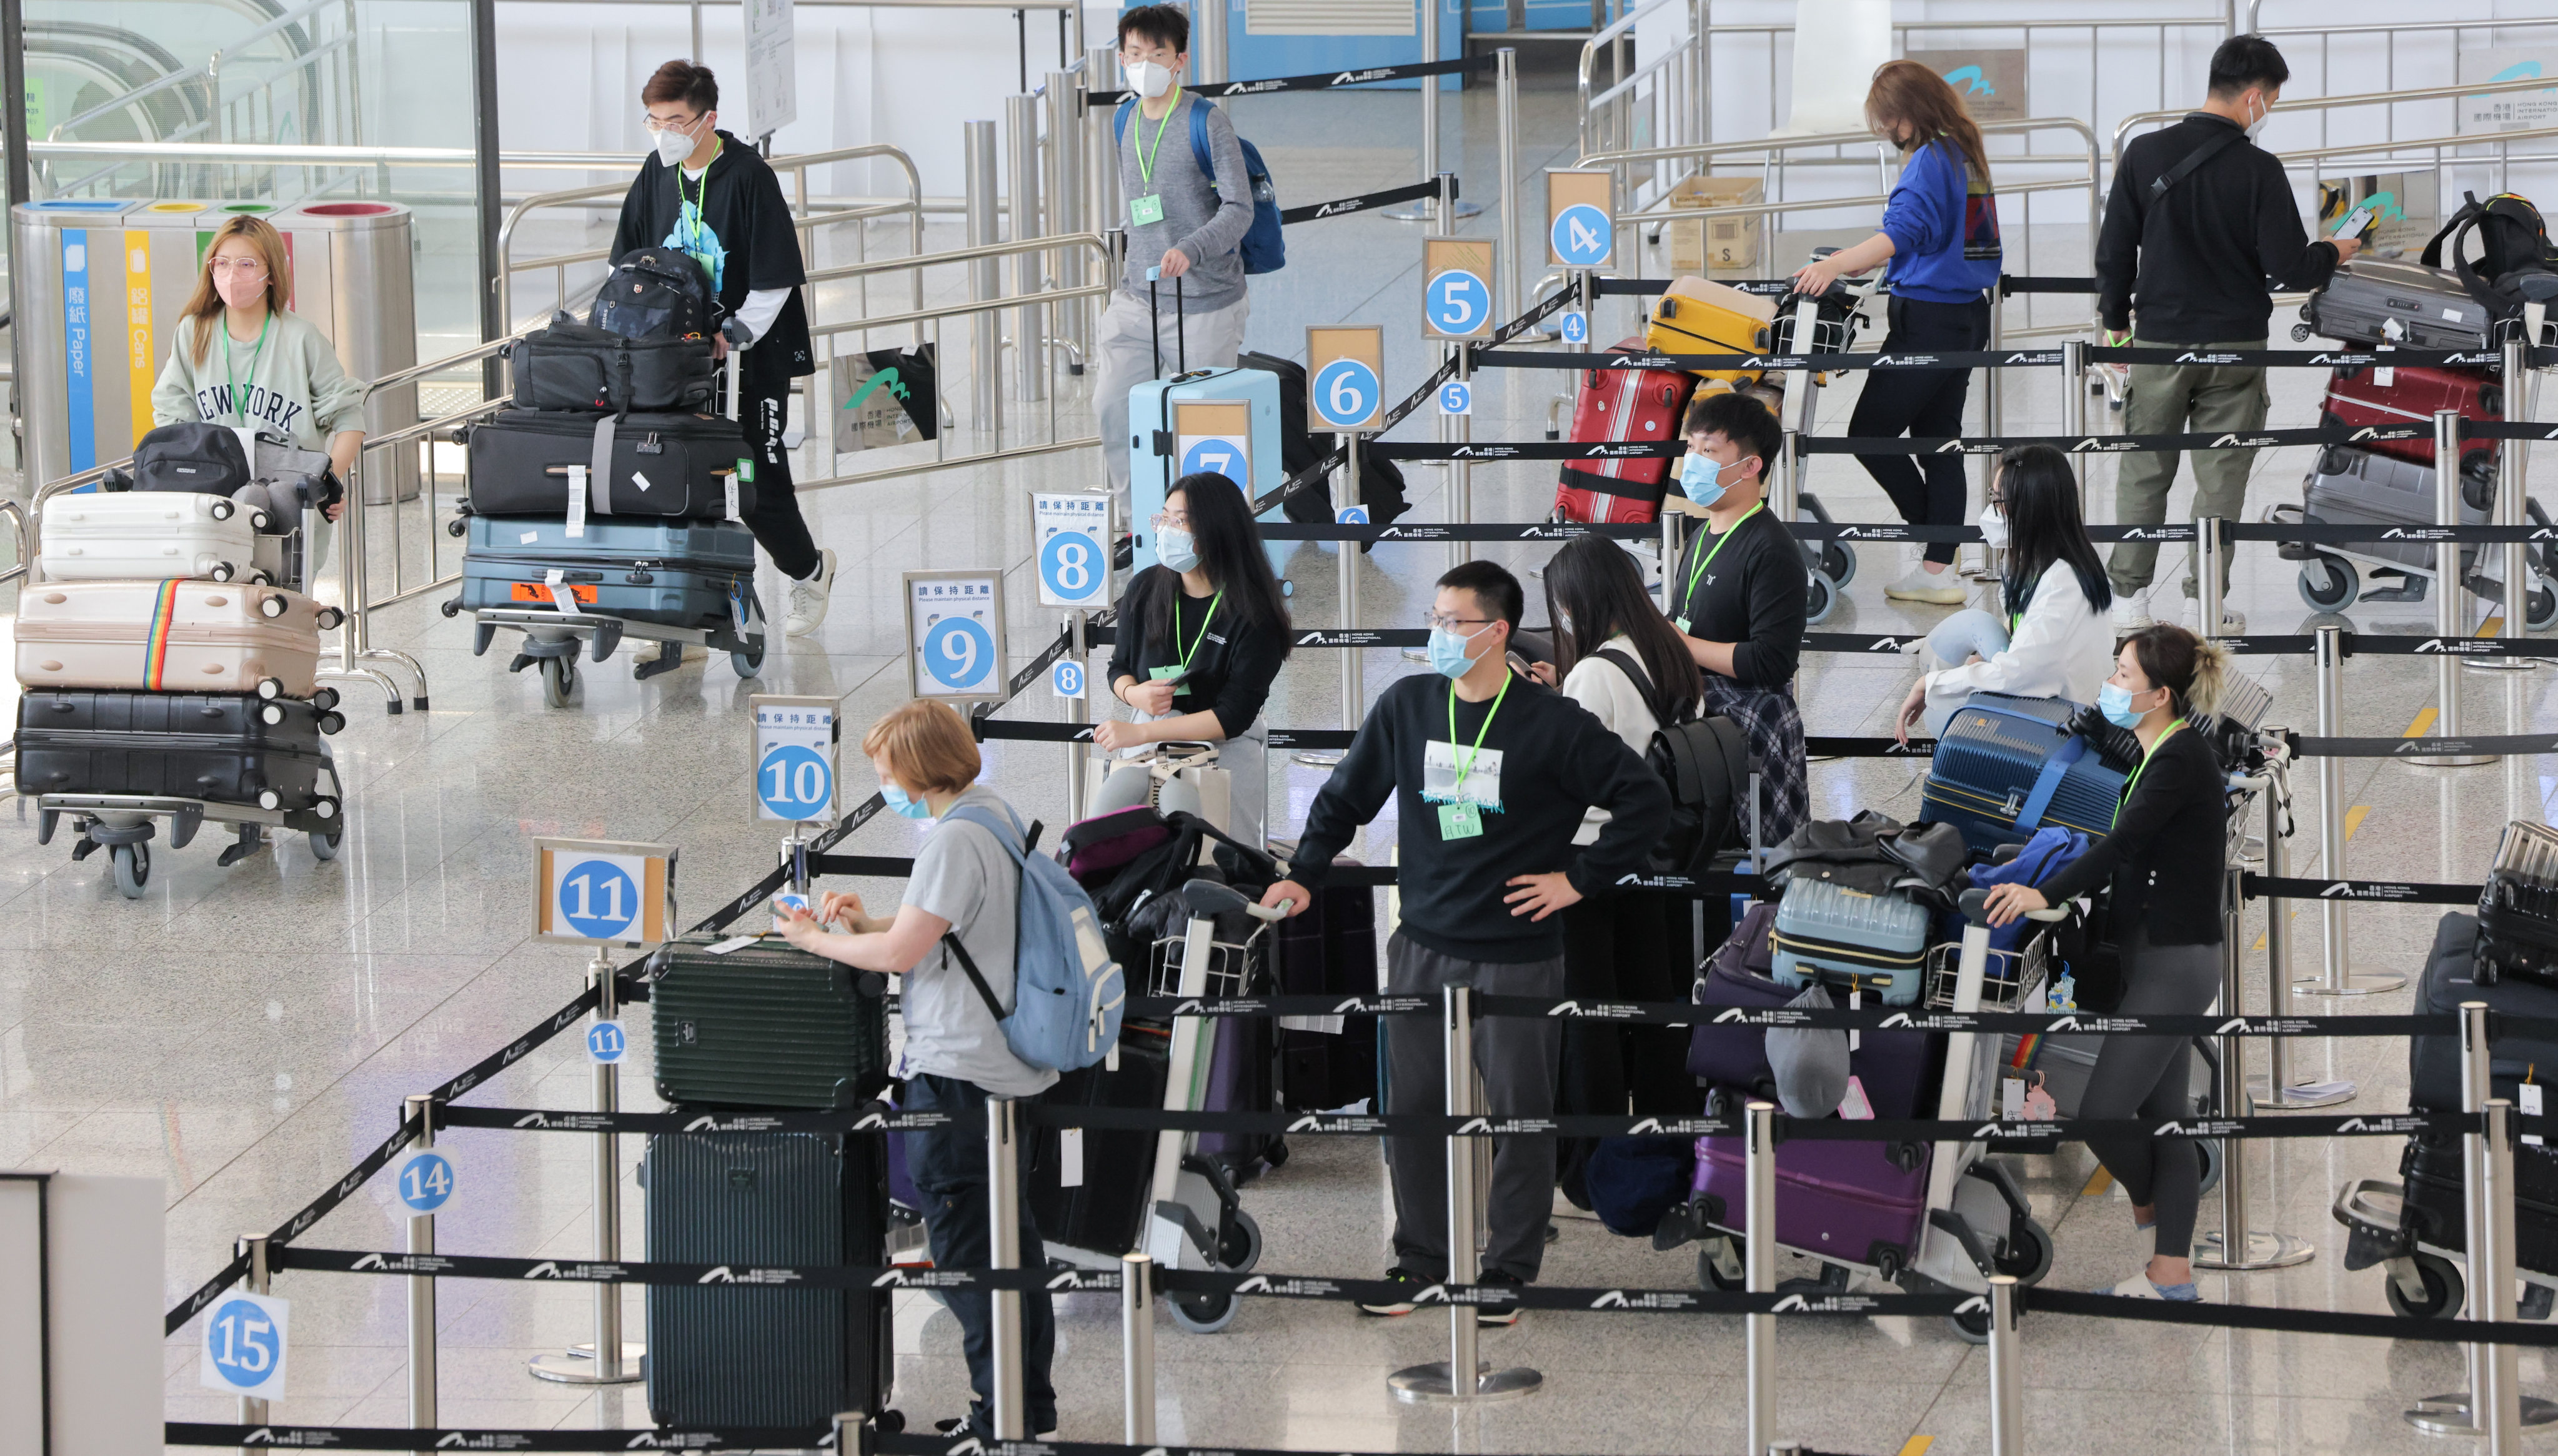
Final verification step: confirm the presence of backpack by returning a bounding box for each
[119,422,252,496]
[509,312,716,412]
[1113,96,1286,275]
[1593,648,1753,874]
[2421,191,2558,325]
[938,803,1127,1073]
[591,247,715,341]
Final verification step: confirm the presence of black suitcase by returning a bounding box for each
[14,688,342,815]
[2409,909,2558,1111]
[647,931,890,1110]
[465,409,752,520]
[644,1131,892,1428]
[1029,1024,1169,1257]
[1271,872,1378,1114]
[506,317,715,414]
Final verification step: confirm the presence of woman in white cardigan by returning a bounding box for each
[1897,445,2116,743]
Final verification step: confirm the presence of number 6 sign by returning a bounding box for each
[1306,325,1386,433]
[904,569,1008,701]
[534,838,676,946]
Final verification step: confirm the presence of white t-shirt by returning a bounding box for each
[898,786,1058,1097]
[1560,634,1664,846]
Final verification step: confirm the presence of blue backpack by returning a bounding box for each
[938,805,1127,1072]
[1113,95,1286,275]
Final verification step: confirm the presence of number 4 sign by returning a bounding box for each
[533,838,677,947]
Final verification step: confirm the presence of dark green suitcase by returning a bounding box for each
[647,931,889,1109]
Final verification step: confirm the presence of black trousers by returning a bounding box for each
[1847,294,1992,567]
[730,359,822,580]
[902,1073,1058,1435]
[1556,889,1702,1205]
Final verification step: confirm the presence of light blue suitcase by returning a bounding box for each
[1127,364,1290,581]
[1769,878,1932,1007]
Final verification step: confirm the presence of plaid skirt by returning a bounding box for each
[1701,673,1809,852]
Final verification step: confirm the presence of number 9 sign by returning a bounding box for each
[905,570,1008,701]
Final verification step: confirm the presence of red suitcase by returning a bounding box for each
[1554,337,1700,525]
[2320,363,2501,482]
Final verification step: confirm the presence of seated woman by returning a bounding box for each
[1896,443,2114,744]
[1098,470,1292,848]
[149,214,357,548]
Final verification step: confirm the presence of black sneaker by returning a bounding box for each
[1356,1266,1429,1316]
[1474,1269,1523,1327]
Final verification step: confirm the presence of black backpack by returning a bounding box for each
[508,312,715,412]
[2421,192,2558,325]
[1593,648,1753,874]
[118,422,251,496]
[1240,350,1411,535]
[591,248,714,341]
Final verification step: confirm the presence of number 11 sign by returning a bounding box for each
[534,838,677,947]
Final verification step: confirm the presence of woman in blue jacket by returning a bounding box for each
[1794,59,2003,607]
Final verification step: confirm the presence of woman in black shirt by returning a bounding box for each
[1666,392,1809,846]
[1102,470,1291,846]
[1984,623,2234,1303]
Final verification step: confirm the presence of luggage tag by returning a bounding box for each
[2526,1079,2545,1147]
[544,568,584,618]
[1060,1127,1086,1187]
[729,459,749,521]
[2001,1075,2025,1120]
[729,582,752,637]
[1839,1076,1874,1120]
[703,934,760,956]
[1848,988,1860,1053]
[565,465,589,539]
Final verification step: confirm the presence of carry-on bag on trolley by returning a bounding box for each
[16,579,334,699]
[38,492,263,585]
[1921,693,2129,857]
[1126,276,1288,578]
[647,929,892,1110]
[1645,277,1777,386]
[506,314,717,414]
[464,407,752,520]
[2277,445,2557,624]
[2319,362,2501,480]
[2296,257,2501,350]
[1553,337,1700,525]
[455,513,759,630]
[2475,820,2558,989]
[1769,878,1931,1006]
[643,1129,893,1427]
[14,687,343,815]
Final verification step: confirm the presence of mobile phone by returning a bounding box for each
[2334,204,2376,242]
[772,892,812,930]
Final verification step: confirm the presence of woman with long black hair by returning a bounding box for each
[1895,444,2115,743]
[1539,537,1709,1207]
[1101,470,1293,846]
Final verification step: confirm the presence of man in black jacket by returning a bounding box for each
[2095,34,2357,633]
[1258,560,1670,1322]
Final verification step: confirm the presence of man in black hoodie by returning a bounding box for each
[1259,560,1670,1320]
[2095,34,2357,633]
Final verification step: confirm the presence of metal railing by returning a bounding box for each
[2243,6,2558,150]
[2113,72,2558,173]
[1576,0,1707,203]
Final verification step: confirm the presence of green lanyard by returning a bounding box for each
[1172,590,1223,674]
[675,139,720,255]
[1135,89,1182,189]
[2114,717,2187,827]
[222,314,271,427]
[1677,503,1763,628]
[1445,670,1513,791]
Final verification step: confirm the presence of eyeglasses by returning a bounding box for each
[207,257,266,277]
[1423,613,1493,633]
[1150,512,1190,530]
[642,112,702,134]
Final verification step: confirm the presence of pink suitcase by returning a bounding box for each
[16,580,336,699]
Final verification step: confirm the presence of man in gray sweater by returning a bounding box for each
[1095,3,1257,519]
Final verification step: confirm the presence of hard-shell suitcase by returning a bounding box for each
[2301,258,2500,351]
[1030,1024,1170,1256]
[457,513,759,630]
[2320,363,2501,480]
[1921,693,2128,856]
[465,407,752,520]
[2478,821,2558,989]
[2398,909,2558,1270]
[1770,878,1930,1006]
[39,492,261,584]
[1645,277,1776,385]
[2297,445,2491,574]
[16,579,330,699]
[1554,338,1700,525]
[1690,1132,1931,1271]
[1127,365,1288,578]
[643,1131,892,1429]
[14,688,341,813]
[1694,903,1934,1104]
[647,931,891,1110]
[1272,874,1379,1113]
[1197,1012,1281,1174]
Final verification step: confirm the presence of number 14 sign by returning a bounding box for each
[534,838,677,947]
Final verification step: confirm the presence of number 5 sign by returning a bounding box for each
[1306,325,1385,433]
[1031,492,1113,609]
[904,570,1008,701]
[752,694,839,824]
[534,838,676,947]
[1422,237,1496,340]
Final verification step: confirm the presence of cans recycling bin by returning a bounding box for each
[12,198,419,502]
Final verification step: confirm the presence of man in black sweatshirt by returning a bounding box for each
[1259,560,1670,1319]
[2095,34,2357,633]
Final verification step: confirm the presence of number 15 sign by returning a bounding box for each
[534,838,676,948]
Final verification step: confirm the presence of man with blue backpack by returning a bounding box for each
[1094,3,1279,521]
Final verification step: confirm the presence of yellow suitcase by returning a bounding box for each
[1645,276,1777,386]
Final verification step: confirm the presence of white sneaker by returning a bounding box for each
[2189,602,2245,636]
[2112,593,2154,634]
[785,547,837,638]
[1883,567,1966,605]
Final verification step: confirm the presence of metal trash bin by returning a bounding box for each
[279,202,419,504]
[14,199,140,487]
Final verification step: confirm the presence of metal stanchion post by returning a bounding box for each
[529,951,640,1383]
[1658,510,1685,618]
[1190,0,1223,82]
[1770,432,1801,528]
[2484,1098,2526,1451]
[1383,4,1476,223]
[1045,69,1084,372]
[2061,337,2089,499]
[2479,334,2537,669]
[1389,987,1539,1401]
[237,1234,271,1449]
[1746,1100,1777,1456]
[965,119,1003,435]
[1340,435,1364,735]
[2198,515,2226,638]
[2195,864,2313,1270]
[1066,609,1090,815]
[1087,46,1118,248]
[2249,745,2354,1107]
[1007,94,1047,405]
[405,1096,438,1450]
[2427,408,2494,765]
[1122,1252,1156,1442]
[1453,344,1475,565]
[2299,625,2407,996]
[1986,1275,2024,1456]
[1496,49,1521,324]
[988,1097,1027,1439]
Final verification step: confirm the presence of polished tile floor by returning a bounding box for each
[5,56,2555,1456]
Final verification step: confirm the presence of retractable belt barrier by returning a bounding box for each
[1476,345,2507,374]
[1586,274,2100,299]
[1279,178,1446,225]
[1085,54,1491,106]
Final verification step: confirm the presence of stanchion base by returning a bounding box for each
[2407,753,2498,769]
[1381,200,1487,223]
[527,1348,645,1385]
[1291,752,1345,768]
[1387,1360,1542,1404]
[564,1341,646,1362]
[2461,656,2539,672]
[2247,1077,2358,1109]
[2293,970,2409,997]
[2192,1229,2315,1270]
[2403,1393,2558,1434]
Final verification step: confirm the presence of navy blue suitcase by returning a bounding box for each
[1921,693,2127,857]
[457,513,759,631]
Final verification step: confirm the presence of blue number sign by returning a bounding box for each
[202,1292,289,1398]
[1178,436,1248,482]
[558,858,639,940]
[1438,380,1473,416]
[1053,659,1086,700]
[396,1149,456,1213]
[1560,310,1589,345]
[1311,359,1380,429]
[921,617,998,694]
[1426,269,1490,337]
[587,1019,627,1064]
[757,743,834,821]
[1550,203,1613,267]
[1038,532,1102,605]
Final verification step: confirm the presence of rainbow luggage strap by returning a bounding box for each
[142,579,180,690]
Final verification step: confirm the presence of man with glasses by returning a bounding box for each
[613,59,837,636]
[1259,560,1668,1321]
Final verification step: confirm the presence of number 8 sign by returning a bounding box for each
[1030,492,1113,608]
[905,570,1008,701]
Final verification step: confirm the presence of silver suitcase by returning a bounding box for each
[2298,259,2497,350]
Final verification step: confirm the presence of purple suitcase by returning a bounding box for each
[1691,1133,1931,1272]
[1196,1009,1282,1174]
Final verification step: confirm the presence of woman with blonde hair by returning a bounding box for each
[1794,58,2003,606]
[149,214,359,523]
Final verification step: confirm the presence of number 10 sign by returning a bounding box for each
[752,695,839,823]
[534,838,676,947]
[905,570,1008,701]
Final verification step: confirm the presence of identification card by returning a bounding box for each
[1673,615,1691,634]
[1437,801,1483,839]
[1149,664,1188,695]
[1129,194,1166,227]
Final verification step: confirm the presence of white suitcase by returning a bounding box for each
[39,492,263,585]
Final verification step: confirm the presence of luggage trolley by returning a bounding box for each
[2265,462,2558,626]
[1770,252,1878,625]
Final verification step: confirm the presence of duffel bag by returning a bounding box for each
[507,315,714,414]
[464,409,753,520]
[117,422,252,496]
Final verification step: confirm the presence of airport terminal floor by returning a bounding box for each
[11,56,2558,1456]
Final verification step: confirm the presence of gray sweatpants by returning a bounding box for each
[2078,928,2222,1260]
[1382,931,1565,1282]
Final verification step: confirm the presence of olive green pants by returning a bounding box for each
[2104,338,2271,600]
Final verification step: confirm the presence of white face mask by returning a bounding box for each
[655,117,700,168]
[1125,59,1176,100]
[2243,93,2271,141]
[1979,503,2009,548]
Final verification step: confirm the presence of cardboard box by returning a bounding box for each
[1664,175,1766,272]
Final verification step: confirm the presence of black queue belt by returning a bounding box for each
[1258,520,1661,542]
[2024,1287,2558,1350]
[2294,732,2558,758]
[2003,275,2098,295]
[1085,54,1491,106]
[1279,177,1444,225]
[2243,873,2486,906]
[437,1104,957,1136]
[1583,275,2098,299]
[166,1424,840,1451]
[1797,422,2431,455]
[2093,344,2508,370]
[1476,346,2067,374]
